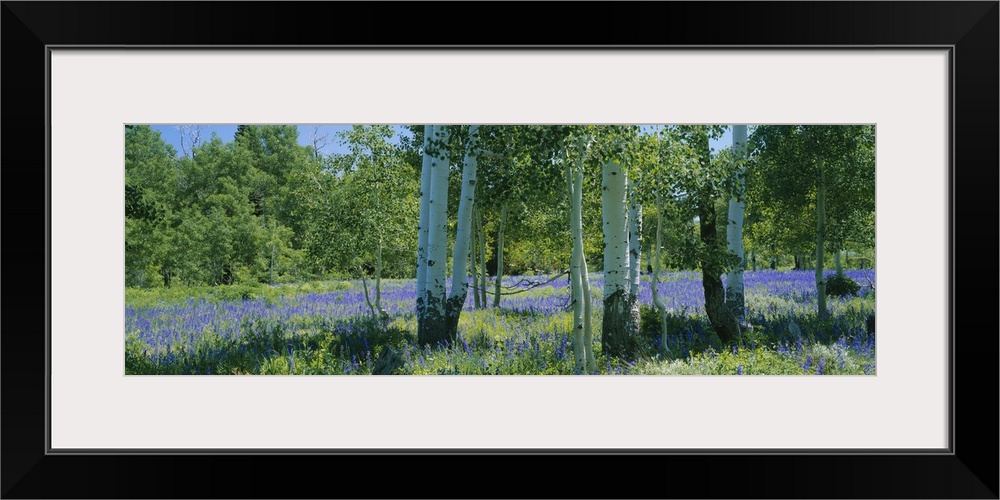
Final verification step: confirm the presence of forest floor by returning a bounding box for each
[125,269,876,375]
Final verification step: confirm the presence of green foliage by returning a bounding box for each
[631,345,811,375]
[125,124,873,293]
[330,125,419,278]
[746,125,875,261]
[638,304,662,339]
[125,125,363,286]
[825,273,860,297]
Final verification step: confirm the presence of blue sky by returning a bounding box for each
[711,127,732,153]
[150,124,374,157]
[149,124,733,158]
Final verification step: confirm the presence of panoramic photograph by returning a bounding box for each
[125,124,875,375]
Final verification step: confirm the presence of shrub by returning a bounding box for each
[639,304,662,339]
[825,273,860,297]
[209,283,262,302]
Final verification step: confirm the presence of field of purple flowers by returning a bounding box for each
[125,269,876,375]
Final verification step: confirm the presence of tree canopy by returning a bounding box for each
[125,124,875,331]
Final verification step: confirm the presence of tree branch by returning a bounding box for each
[469,270,569,296]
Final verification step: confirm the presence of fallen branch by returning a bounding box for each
[470,270,569,296]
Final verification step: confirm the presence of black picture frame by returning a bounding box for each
[3,2,996,498]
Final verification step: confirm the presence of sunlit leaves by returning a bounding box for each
[746,125,875,254]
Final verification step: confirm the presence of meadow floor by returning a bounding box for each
[125,269,876,375]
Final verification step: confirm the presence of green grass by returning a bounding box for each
[125,272,876,375]
[124,280,356,308]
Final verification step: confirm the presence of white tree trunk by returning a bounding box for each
[270,220,276,285]
[492,203,507,308]
[576,168,596,373]
[627,184,642,349]
[628,192,642,298]
[725,124,748,324]
[816,158,827,319]
[375,236,383,314]
[375,170,383,314]
[571,251,586,373]
[415,125,435,313]
[567,160,586,374]
[567,135,596,372]
[652,194,670,352]
[476,208,488,307]
[834,244,843,276]
[471,206,481,309]
[419,125,451,345]
[446,126,480,335]
[602,160,629,294]
[602,158,633,358]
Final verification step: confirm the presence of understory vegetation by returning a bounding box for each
[126,270,875,375]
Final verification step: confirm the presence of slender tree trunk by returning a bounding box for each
[652,194,670,352]
[568,160,586,373]
[725,124,748,325]
[375,236,383,314]
[580,241,596,373]
[815,158,828,319]
[270,244,275,284]
[471,206,481,309]
[375,173,383,314]
[492,203,507,308]
[571,251,586,373]
[360,268,377,318]
[627,192,642,342]
[269,217,276,285]
[570,135,597,372]
[602,159,635,359]
[476,208,488,307]
[628,195,642,298]
[418,125,451,346]
[446,126,480,339]
[834,243,843,276]
[415,125,435,329]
